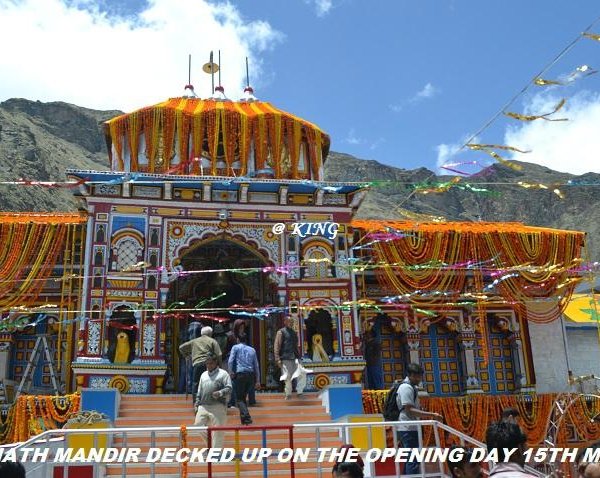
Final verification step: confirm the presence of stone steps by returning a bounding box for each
[108,392,343,478]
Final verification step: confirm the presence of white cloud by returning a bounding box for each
[370,137,385,150]
[435,135,478,172]
[411,82,439,102]
[390,82,440,112]
[504,91,600,174]
[0,0,283,111]
[415,83,440,99]
[344,128,363,145]
[305,0,333,16]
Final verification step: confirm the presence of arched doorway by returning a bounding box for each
[164,238,277,392]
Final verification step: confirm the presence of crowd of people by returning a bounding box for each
[3,339,600,477]
[178,315,309,443]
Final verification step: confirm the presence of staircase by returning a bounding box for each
[108,392,343,477]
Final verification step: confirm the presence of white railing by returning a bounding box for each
[5,420,547,478]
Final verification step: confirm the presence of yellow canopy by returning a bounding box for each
[563,293,600,323]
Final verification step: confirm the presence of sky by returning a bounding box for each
[1,0,600,175]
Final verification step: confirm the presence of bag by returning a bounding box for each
[383,382,401,421]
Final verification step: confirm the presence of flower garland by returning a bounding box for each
[0,393,81,445]
[180,425,188,478]
[104,98,330,179]
[0,217,85,311]
[352,220,585,327]
[362,391,600,445]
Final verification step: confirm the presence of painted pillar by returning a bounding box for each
[0,334,14,383]
[458,332,483,394]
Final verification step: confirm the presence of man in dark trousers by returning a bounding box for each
[228,333,260,425]
[274,315,303,400]
[396,363,443,475]
[179,326,222,405]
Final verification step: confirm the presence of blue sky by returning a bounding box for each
[1,0,600,174]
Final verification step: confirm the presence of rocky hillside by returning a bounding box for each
[324,152,600,261]
[0,99,114,211]
[1,99,599,261]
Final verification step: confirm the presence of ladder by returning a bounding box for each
[16,336,61,397]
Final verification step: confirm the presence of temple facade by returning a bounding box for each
[66,91,369,394]
[0,86,587,402]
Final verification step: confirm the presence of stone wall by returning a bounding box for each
[528,319,569,393]
[566,327,600,380]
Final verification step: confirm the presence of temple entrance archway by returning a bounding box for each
[164,237,278,393]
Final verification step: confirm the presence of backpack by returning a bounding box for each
[383,382,401,421]
[383,381,417,421]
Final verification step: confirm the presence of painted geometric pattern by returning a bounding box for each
[420,326,462,396]
[166,221,281,271]
[10,334,58,389]
[380,326,406,387]
[473,322,516,394]
[305,373,349,391]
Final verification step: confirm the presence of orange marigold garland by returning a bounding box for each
[361,391,600,445]
[0,392,81,445]
[180,424,188,478]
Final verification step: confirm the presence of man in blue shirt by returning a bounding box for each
[228,333,260,425]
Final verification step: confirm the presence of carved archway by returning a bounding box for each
[165,236,276,393]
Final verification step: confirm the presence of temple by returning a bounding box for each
[0,79,590,405]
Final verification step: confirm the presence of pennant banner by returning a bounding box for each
[505,99,568,122]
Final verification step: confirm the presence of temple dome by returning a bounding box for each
[103,97,330,180]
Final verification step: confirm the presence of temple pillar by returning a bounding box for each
[458,334,483,394]
[407,330,420,365]
[0,334,14,382]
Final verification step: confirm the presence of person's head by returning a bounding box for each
[332,462,364,478]
[338,445,364,469]
[406,363,424,386]
[501,407,520,424]
[201,326,213,337]
[0,461,26,478]
[233,319,246,336]
[577,442,600,478]
[485,421,528,465]
[448,447,483,478]
[283,316,293,328]
[238,333,248,344]
[205,354,219,372]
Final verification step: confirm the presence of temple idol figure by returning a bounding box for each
[305,309,334,360]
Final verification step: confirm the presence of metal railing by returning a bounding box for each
[5,419,547,478]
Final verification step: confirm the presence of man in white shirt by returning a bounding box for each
[194,354,232,448]
[396,363,443,475]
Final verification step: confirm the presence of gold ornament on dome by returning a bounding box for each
[202,62,219,74]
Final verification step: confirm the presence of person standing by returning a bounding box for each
[225,319,256,407]
[228,333,260,425]
[396,363,443,475]
[179,326,222,404]
[194,354,232,448]
[363,330,383,390]
[274,316,303,400]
